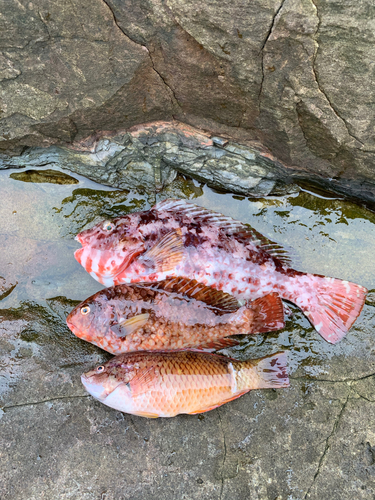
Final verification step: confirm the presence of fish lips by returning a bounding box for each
[81,374,109,401]
[75,233,85,245]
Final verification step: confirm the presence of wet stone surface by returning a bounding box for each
[0,168,375,499]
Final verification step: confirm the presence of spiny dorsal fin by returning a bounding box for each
[137,229,185,272]
[152,277,240,312]
[152,199,291,266]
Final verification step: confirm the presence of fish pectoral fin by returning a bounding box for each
[188,392,249,415]
[112,313,150,337]
[152,278,240,312]
[137,230,184,273]
[131,411,159,419]
[128,366,156,397]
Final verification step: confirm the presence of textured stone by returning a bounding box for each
[0,122,299,197]
[0,0,374,203]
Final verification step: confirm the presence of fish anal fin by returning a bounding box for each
[138,230,184,273]
[195,337,240,352]
[131,411,159,418]
[188,391,249,414]
[112,313,150,338]
[154,277,239,312]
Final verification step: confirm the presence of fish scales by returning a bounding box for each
[75,199,368,344]
[81,351,289,417]
[66,279,285,354]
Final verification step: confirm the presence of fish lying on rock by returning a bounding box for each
[66,278,285,354]
[81,350,289,418]
[75,199,367,344]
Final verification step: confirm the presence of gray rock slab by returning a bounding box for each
[1,0,375,203]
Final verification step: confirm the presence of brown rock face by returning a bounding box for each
[0,0,374,201]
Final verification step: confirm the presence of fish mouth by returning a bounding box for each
[81,374,109,401]
[75,233,85,245]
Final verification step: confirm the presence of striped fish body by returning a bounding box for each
[81,351,289,418]
[66,279,285,354]
[75,199,367,343]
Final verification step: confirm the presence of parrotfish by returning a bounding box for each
[66,278,285,354]
[81,350,289,418]
[75,199,367,344]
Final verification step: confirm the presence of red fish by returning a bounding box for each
[81,350,289,418]
[75,199,367,344]
[66,278,285,354]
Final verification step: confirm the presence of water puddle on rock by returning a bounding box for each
[1,167,375,405]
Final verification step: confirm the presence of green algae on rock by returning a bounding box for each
[10,169,79,185]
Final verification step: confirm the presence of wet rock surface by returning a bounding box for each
[2,299,375,500]
[1,172,375,499]
[0,1,375,203]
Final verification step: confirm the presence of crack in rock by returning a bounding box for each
[310,0,364,148]
[100,0,179,112]
[291,371,375,384]
[258,0,286,105]
[2,394,89,412]
[303,393,350,499]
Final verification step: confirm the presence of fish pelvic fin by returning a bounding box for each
[137,229,185,273]
[244,293,285,334]
[290,276,367,343]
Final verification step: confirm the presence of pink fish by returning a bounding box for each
[66,278,285,354]
[81,350,289,418]
[75,199,367,344]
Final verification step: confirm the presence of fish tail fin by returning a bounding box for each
[248,351,289,389]
[246,292,285,334]
[290,275,367,343]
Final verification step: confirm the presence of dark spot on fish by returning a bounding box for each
[138,210,159,225]
[270,358,278,367]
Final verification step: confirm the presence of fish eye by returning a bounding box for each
[96,366,105,373]
[103,221,114,232]
[81,306,90,315]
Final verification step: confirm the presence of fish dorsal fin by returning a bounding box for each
[111,313,150,338]
[152,199,291,266]
[138,229,185,273]
[152,277,240,312]
[127,365,157,397]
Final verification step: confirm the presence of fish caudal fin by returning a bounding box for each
[247,293,285,334]
[252,352,289,389]
[291,276,367,343]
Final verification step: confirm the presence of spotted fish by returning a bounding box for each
[67,278,285,354]
[75,199,367,344]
